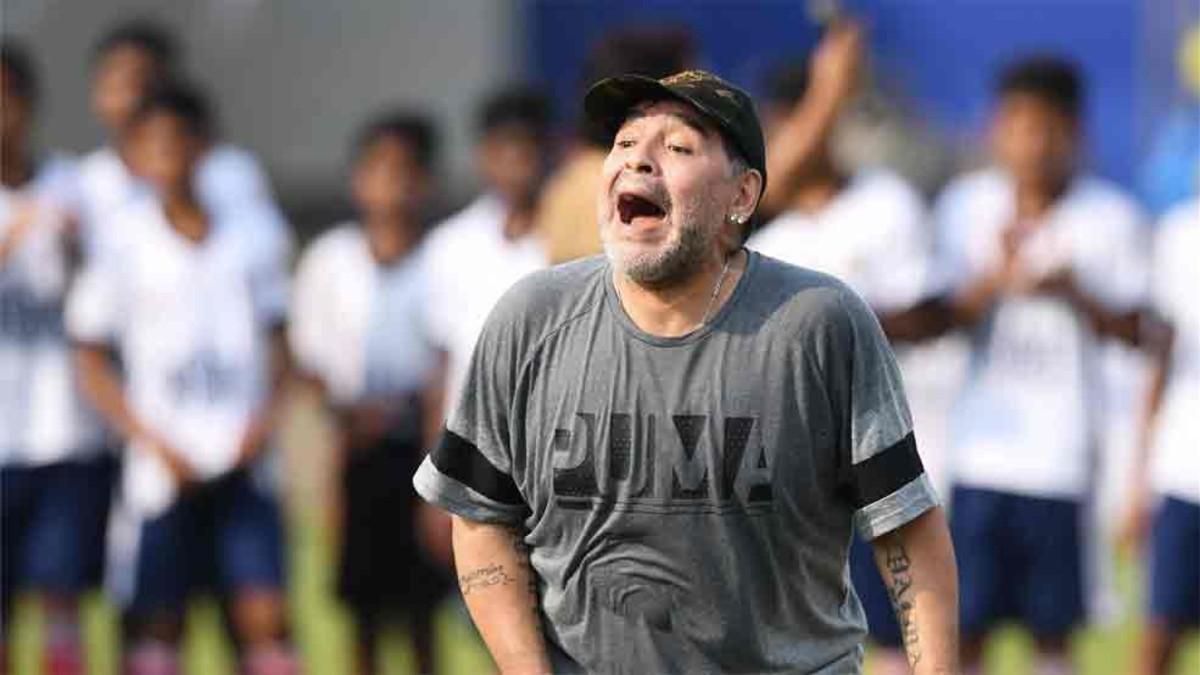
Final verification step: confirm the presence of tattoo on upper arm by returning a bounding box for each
[458,563,515,596]
[884,541,921,666]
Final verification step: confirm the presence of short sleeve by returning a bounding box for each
[418,237,455,351]
[65,256,124,345]
[928,180,979,296]
[247,207,293,325]
[288,239,332,379]
[198,145,274,214]
[1074,198,1150,313]
[829,287,939,540]
[413,294,529,525]
[34,155,83,217]
[863,183,934,310]
[1152,202,1197,320]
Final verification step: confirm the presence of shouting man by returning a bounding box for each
[414,70,959,674]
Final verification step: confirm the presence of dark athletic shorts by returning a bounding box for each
[1,453,115,614]
[951,486,1084,639]
[1148,495,1200,628]
[338,437,451,623]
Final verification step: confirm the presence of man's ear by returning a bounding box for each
[731,168,764,222]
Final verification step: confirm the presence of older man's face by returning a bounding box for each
[598,99,740,286]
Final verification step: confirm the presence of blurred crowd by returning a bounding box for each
[0,12,1197,675]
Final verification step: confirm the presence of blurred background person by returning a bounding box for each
[78,19,284,260]
[933,56,1150,675]
[0,41,111,675]
[289,110,449,675]
[421,84,552,425]
[66,83,296,675]
[1121,196,1199,675]
[416,86,553,604]
[536,25,695,264]
[747,21,962,675]
[77,19,176,253]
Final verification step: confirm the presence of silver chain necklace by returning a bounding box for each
[698,251,734,327]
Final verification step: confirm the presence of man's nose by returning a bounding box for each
[623,144,657,175]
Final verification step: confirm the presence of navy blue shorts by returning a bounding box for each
[1,455,115,611]
[950,486,1084,639]
[1149,496,1200,628]
[129,468,284,616]
[849,535,902,648]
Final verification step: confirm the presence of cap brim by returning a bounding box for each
[583,75,688,143]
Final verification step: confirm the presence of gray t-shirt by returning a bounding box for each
[414,251,938,674]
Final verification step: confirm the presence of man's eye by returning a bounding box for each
[615,138,636,149]
[668,144,693,155]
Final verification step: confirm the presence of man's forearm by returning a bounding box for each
[759,90,842,220]
[237,326,291,464]
[257,325,292,425]
[73,343,147,441]
[872,506,959,674]
[452,515,550,675]
[949,270,1008,328]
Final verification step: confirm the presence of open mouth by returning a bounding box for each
[617,192,667,225]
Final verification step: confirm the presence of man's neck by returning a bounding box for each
[362,212,419,266]
[0,142,33,189]
[502,205,535,242]
[162,187,209,244]
[1012,172,1072,221]
[613,248,747,338]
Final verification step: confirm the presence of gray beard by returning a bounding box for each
[603,219,715,288]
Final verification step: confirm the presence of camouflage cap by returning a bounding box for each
[584,69,766,194]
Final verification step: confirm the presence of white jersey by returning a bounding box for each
[421,194,547,414]
[66,195,289,513]
[1150,199,1200,504]
[77,143,285,261]
[0,155,105,466]
[290,223,434,406]
[747,171,930,311]
[936,169,1149,499]
[747,170,964,497]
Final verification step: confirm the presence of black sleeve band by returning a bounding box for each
[846,432,924,509]
[429,429,524,506]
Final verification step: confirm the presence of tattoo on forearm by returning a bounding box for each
[885,541,921,666]
[509,528,540,606]
[505,526,545,637]
[458,563,515,596]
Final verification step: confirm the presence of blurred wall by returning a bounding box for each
[6,0,522,227]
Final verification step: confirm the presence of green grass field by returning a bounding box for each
[10,508,1199,674]
[8,395,1199,673]
[8,510,1200,674]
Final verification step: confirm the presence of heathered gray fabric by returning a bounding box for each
[414,251,938,674]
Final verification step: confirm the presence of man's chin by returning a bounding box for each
[607,248,692,288]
